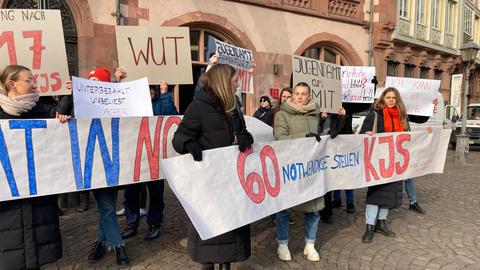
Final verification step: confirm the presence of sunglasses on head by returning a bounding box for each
[260,99,268,102]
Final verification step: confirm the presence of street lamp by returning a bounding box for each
[456,40,480,164]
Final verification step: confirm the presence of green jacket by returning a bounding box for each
[274,102,321,140]
[273,101,324,213]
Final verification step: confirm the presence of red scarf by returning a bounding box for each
[382,107,404,132]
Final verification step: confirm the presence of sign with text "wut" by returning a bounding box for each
[115,26,193,84]
[161,129,451,240]
[0,9,70,96]
[0,116,273,202]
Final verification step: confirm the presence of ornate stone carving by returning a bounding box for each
[416,24,426,40]
[399,18,411,36]
[282,0,311,8]
[431,29,441,45]
[328,0,359,18]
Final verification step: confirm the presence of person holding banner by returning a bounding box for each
[273,82,323,262]
[0,64,72,270]
[360,87,406,243]
[172,64,254,270]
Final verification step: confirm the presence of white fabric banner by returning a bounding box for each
[0,116,273,202]
[385,77,440,116]
[341,66,376,103]
[161,129,451,240]
[72,76,153,118]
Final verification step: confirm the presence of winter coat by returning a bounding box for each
[273,101,325,213]
[360,108,403,208]
[172,87,251,264]
[253,107,274,127]
[152,91,178,115]
[0,97,66,270]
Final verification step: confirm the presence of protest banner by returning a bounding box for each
[214,38,254,93]
[341,66,376,103]
[292,55,342,113]
[161,128,451,240]
[450,74,463,114]
[0,9,70,95]
[115,26,193,84]
[0,115,273,202]
[384,77,440,117]
[72,76,153,118]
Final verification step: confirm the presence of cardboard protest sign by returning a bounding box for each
[161,129,451,240]
[115,26,193,84]
[0,9,70,96]
[341,66,376,103]
[292,55,342,113]
[0,116,274,202]
[450,74,463,114]
[385,77,440,116]
[214,38,254,93]
[72,76,153,118]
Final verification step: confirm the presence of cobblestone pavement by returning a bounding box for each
[43,148,480,270]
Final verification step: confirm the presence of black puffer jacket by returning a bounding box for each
[360,108,403,208]
[172,88,251,264]
[0,96,68,270]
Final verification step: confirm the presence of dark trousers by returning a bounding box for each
[124,181,165,229]
[319,191,332,218]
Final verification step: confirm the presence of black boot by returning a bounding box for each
[374,220,396,237]
[202,263,214,270]
[362,224,375,243]
[87,241,106,263]
[115,246,129,266]
[219,263,231,270]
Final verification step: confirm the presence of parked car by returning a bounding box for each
[448,103,480,149]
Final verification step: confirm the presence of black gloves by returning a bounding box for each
[238,130,254,152]
[305,132,321,142]
[185,141,202,161]
[329,128,339,139]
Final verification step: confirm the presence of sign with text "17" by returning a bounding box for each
[0,9,70,96]
[115,26,193,85]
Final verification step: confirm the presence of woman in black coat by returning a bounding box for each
[0,64,71,270]
[173,64,254,270]
[359,87,406,243]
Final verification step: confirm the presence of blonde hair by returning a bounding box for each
[0,65,31,94]
[374,87,409,129]
[202,64,237,112]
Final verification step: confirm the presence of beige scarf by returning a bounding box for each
[0,84,39,116]
[286,99,317,114]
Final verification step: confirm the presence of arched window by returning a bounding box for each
[301,46,349,65]
[3,0,78,76]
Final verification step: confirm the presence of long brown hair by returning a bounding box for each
[374,87,408,129]
[274,87,293,113]
[202,64,237,112]
[0,65,31,93]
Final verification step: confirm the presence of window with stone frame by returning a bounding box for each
[445,0,455,34]
[431,0,440,29]
[434,69,443,80]
[464,6,473,36]
[387,61,400,77]
[302,46,347,65]
[405,64,415,78]
[416,0,426,24]
[420,66,430,79]
[400,0,410,18]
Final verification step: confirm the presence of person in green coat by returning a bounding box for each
[273,82,323,262]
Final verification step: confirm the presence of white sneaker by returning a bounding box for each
[277,243,292,261]
[139,208,146,217]
[116,208,125,216]
[303,243,320,261]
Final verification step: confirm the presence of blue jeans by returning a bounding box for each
[275,210,320,244]
[93,188,124,247]
[404,179,417,204]
[365,204,389,225]
[333,190,354,204]
[124,181,165,229]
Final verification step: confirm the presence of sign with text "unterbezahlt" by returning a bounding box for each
[292,55,342,113]
[0,9,70,96]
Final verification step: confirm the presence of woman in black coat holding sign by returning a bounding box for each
[173,64,254,270]
[359,87,406,243]
[0,65,72,270]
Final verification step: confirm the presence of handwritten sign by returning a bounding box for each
[0,116,274,202]
[115,26,193,84]
[292,55,342,113]
[341,66,376,103]
[385,77,440,117]
[161,129,451,240]
[0,9,70,96]
[214,39,254,93]
[72,76,153,118]
[450,74,463,114]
